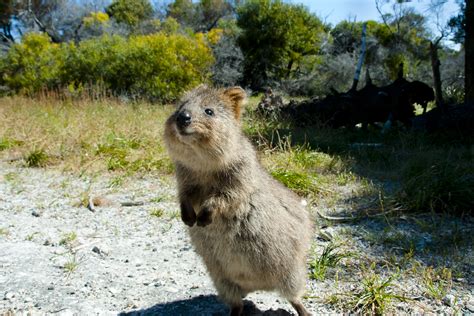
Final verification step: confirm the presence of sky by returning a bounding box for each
[293,0,460,30]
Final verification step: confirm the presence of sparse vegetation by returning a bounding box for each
[150,208,164,217]
[350,270,406,315]
[59,232,78,248]
[63,255,80,274]
[24,149,49,167]
[422,266,453,300]
[309,243,350,281]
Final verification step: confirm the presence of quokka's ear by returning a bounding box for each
[222,86,246,120]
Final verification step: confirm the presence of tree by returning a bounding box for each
[166,0,235,32]
[448,0,465,44]
[466,0,473,103]
[0,0,101,44]
[106,0,153,28]
[0,0,15,45]
[237,0,324,89]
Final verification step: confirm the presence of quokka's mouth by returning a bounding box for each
[175,124,195,137]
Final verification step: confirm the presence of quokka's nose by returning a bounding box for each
[177,111,192,128]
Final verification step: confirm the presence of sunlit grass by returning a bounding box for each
[0,96,174,175]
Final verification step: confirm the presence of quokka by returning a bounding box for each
[164,85,313,316]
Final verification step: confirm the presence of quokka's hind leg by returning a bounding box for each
[289,299,311,316]
[279,267,311,315]
[213,278,245,316]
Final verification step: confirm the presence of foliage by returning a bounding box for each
[210,19,244,86]
[106,0,153,28]
[167,0,234,32]
[0,33,66,95]
[448,0,466,44]
[237,0,325,89]
[83,12,110,27]
[0,32,214,101]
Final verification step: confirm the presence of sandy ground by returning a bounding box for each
[1,162,473,315]
[0,163,334,315]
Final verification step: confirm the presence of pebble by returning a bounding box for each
[31,210,41,217]
[4,291,16,300]
[165,287,179,293]
[92,246,108,256]
[109,287,120,295]
[442,294,455,307]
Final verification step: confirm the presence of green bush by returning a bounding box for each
[0,33,66,95]
[0,32,214,101]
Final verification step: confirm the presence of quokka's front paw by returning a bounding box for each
[180,201,196,227]
[196,207,213,227]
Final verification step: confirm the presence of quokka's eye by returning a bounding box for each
[204,108,214,116]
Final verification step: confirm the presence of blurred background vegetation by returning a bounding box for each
[0,0,468,103]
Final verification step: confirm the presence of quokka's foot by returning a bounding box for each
[229,303,243,316]
[180,201,196,227]
[196,207,213,227]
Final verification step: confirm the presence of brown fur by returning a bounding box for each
[164,85,313,316]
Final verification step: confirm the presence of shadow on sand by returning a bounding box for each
[119,294,294,316]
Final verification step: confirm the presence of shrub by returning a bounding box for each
[0,33,66,95]
[0,32,214,101]
[65,33,214,101]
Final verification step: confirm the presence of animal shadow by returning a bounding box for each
[119,294,293,316]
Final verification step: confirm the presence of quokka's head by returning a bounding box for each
[164,85,247,170]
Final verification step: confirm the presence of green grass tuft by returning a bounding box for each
[25,149,49,167]
[350,270,406,315]
[150,209,165,217]
[309,243,350,281]
[422,266,452,300]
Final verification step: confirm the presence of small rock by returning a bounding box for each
[443,294,455,307]
[31,210,41,217]
[47,286,54,290]
[4,291,16,300]
[165,287,179,293]
[92,246,107,256]
[43,239,52,246]
[109,287,120,295]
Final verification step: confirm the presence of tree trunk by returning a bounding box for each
[466,0,474,103]
[430,41,444,108]
[286,59,294,79]
[351,22,367,91]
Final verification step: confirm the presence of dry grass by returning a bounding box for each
[0,96,174,175]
